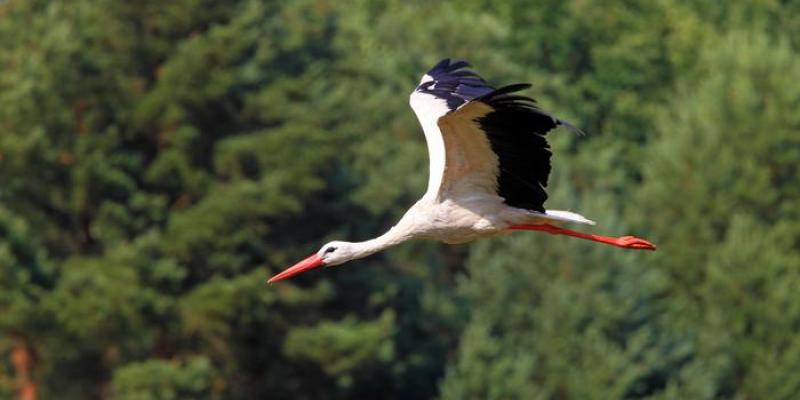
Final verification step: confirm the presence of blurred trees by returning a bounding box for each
[0,0,798,399]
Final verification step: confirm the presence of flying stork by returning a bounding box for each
[269,59,655,283]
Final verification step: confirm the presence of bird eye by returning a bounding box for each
[324,246,337,254]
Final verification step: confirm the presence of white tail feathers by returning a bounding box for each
[544,210,596,225]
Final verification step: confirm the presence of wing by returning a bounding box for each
[409,59,495,198]
[409,59,580,212]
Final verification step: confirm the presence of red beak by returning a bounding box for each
[268,254,325,283]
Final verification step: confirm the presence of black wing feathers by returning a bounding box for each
[477,86,558,212]
[420,58,495,109]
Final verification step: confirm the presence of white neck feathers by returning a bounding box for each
[348,221,416,261]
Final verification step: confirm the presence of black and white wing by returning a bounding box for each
[409,59,581,213]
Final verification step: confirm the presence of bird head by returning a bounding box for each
[267,241,355,283]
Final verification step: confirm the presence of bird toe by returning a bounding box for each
[616,236,656,251]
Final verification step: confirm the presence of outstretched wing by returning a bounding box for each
[409,59,580,212]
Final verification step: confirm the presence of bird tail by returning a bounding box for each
[543,210,595,225]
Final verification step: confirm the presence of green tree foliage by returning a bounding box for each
[0,0,797,399]
[633,29,800,398]
[112,357,219,400]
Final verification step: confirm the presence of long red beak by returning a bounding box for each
[268,254,325,283]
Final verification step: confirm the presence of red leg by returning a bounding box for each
[508,224,656,251]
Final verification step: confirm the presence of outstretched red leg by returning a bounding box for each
[508,224,656,251]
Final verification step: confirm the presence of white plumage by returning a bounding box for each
[269,59,654,283]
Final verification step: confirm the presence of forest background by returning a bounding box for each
[1,0,799,399]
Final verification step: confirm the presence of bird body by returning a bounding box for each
[401,195,592,245]
[269,59,654,283]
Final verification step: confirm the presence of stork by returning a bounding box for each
[269,59,655,283]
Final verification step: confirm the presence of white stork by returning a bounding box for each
[269,59,655,283]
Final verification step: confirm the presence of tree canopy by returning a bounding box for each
[0,1,798,399]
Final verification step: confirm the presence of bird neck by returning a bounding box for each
[349,223,415,260]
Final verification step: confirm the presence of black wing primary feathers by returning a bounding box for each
[477,86,558,212]
[421,59,582,212]
[417,58,495,110]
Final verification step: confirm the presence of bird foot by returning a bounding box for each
[614,236,656,251]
